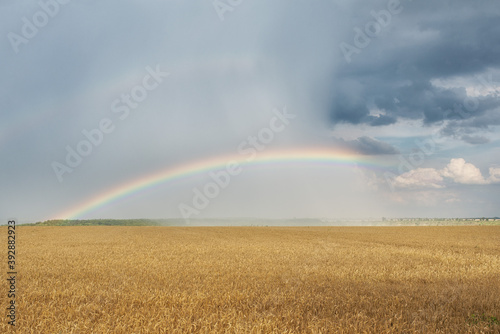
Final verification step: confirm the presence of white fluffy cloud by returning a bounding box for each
[440,158,488,185]
[393,158,500,189]
[393,168,444,189]
[488,167,500,183]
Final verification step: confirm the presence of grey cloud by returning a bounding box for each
[461,135,490,145]
[334,136,399,155]
[440,108,500,143]
[366,114,397,126]
[329,0,500,131]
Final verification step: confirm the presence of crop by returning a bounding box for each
[1,226,499,333]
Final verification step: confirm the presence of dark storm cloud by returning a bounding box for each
[440,108,500,143]
[329,0,500,133]
[334,136,399,155]
[366,114,397,126]
[461,135,490,145]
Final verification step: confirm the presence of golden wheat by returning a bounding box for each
[1,226,499,333]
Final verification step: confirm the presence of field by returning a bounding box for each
[1,226,500,333]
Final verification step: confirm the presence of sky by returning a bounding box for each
[1,0,499,223]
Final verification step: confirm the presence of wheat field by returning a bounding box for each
[1,226,499,333]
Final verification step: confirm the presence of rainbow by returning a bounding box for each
[52,147,387,220]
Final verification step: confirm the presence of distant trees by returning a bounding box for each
[31,219,162,226]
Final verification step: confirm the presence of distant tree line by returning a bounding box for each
[29,219,163,226]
